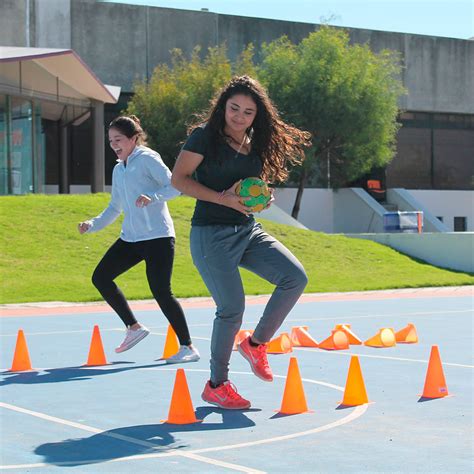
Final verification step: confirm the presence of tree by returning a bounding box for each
[259,27,406,219]
[126,45,255,169]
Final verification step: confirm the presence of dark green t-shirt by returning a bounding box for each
[182,125,263,226]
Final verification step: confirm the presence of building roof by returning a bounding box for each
[0,47,120,118]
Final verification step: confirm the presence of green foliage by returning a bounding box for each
[126,44,256,169]
[259,27,406,187]
[0,195,472,304]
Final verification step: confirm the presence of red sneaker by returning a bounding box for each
[201,380,251,409]
[238,336,273,382]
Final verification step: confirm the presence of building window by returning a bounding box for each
[0,95,44,195]
[454,217,467,232]
[436,216,443,222]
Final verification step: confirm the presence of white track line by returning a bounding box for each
[178,452,266,474]
[1,309,471,338]
[288,309,473,323]
[295,348,474,368]
[0,369,366,471]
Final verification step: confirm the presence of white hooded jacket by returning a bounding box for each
[86,146,180,242]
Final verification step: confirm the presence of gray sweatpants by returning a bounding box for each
[190,221,308,384]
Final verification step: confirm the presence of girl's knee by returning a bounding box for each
[91,269,108,290]
[286,267,308,292]
[215,301,245,323]
[297,268,309,289]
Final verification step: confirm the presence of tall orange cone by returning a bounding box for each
[421,345,448,399]
[85,325,108,366]
[233,329,254,350]
[162,324,179,359]
[267,332,293,354]
[10,329,33,372]
[334,324,362,345]
[278,357,311,414]
[164,369,201,424]
[318,329,349,350]
[364,328,396,348]
[290,326,318,348]
[341,355,369,406]
[395,323,418,343]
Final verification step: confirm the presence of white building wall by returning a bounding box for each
[407,190,473,231]
[273,188,334,233]
[347,232,474,273]
[274,188,473,234]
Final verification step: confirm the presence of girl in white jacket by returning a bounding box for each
[78,115,199,363]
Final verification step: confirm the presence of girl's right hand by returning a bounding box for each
[220,180,252,216]
[78,221,91,234]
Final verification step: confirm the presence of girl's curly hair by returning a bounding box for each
[189,75,311,183]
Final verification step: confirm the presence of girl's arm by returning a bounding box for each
[171,150,250,215]
[143,153,181,202]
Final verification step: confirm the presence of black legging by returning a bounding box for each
[92,237,192,346]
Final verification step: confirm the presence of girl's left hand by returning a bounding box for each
[264,188,275,210]
[135,194,152,208]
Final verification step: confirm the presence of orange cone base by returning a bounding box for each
[340,355,369,406]
[364,328,396,348]
[9,329,33,372]
[267,332,293,354]
[85,325,108,366]
[233,329,254,350]
[290,326,309,346]
[162,325,180,359]
[318,330,349,350]
[164,369,202,424]
[395,323,418,343]
[420,345,449,399]
[334,324,362,345]
[290,326,318,348]
[277,357,312,415]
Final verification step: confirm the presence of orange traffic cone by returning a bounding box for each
[278,357,311,415]
[318,329,349,350]
[364,328,396,348]
[233,329,254,350]
[162,325,179,359]
[395,323,418,343]
[421,345,448,399]
[10,329,33,372]
[290,326,318,348]
[340,355,369,406]
[267,332,293,354]
[85,325,107,366]
[164,369,201,424]
[334,324,362,345]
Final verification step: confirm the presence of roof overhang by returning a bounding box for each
[0,47,120,121]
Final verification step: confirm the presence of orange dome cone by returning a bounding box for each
[85,325,107,366]
[267,332,293,354]
[290,325,309,345]
[395,323,418,343]
[290,326,318,348]
[341,355,369,406]
[162,324,179,359]
[334,324,362,345]
[164,369,201,424]
[364,328,396,348]
[318,329,349,350]
[233,329,254,350]
[10,329,33,372]
[278,357,311,415]
[421,345,448,399]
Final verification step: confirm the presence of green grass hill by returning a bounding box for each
[0,194,472,304]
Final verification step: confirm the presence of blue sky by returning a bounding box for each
[101,0,473,39]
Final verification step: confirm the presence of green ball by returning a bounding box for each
[236,177,271,213]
